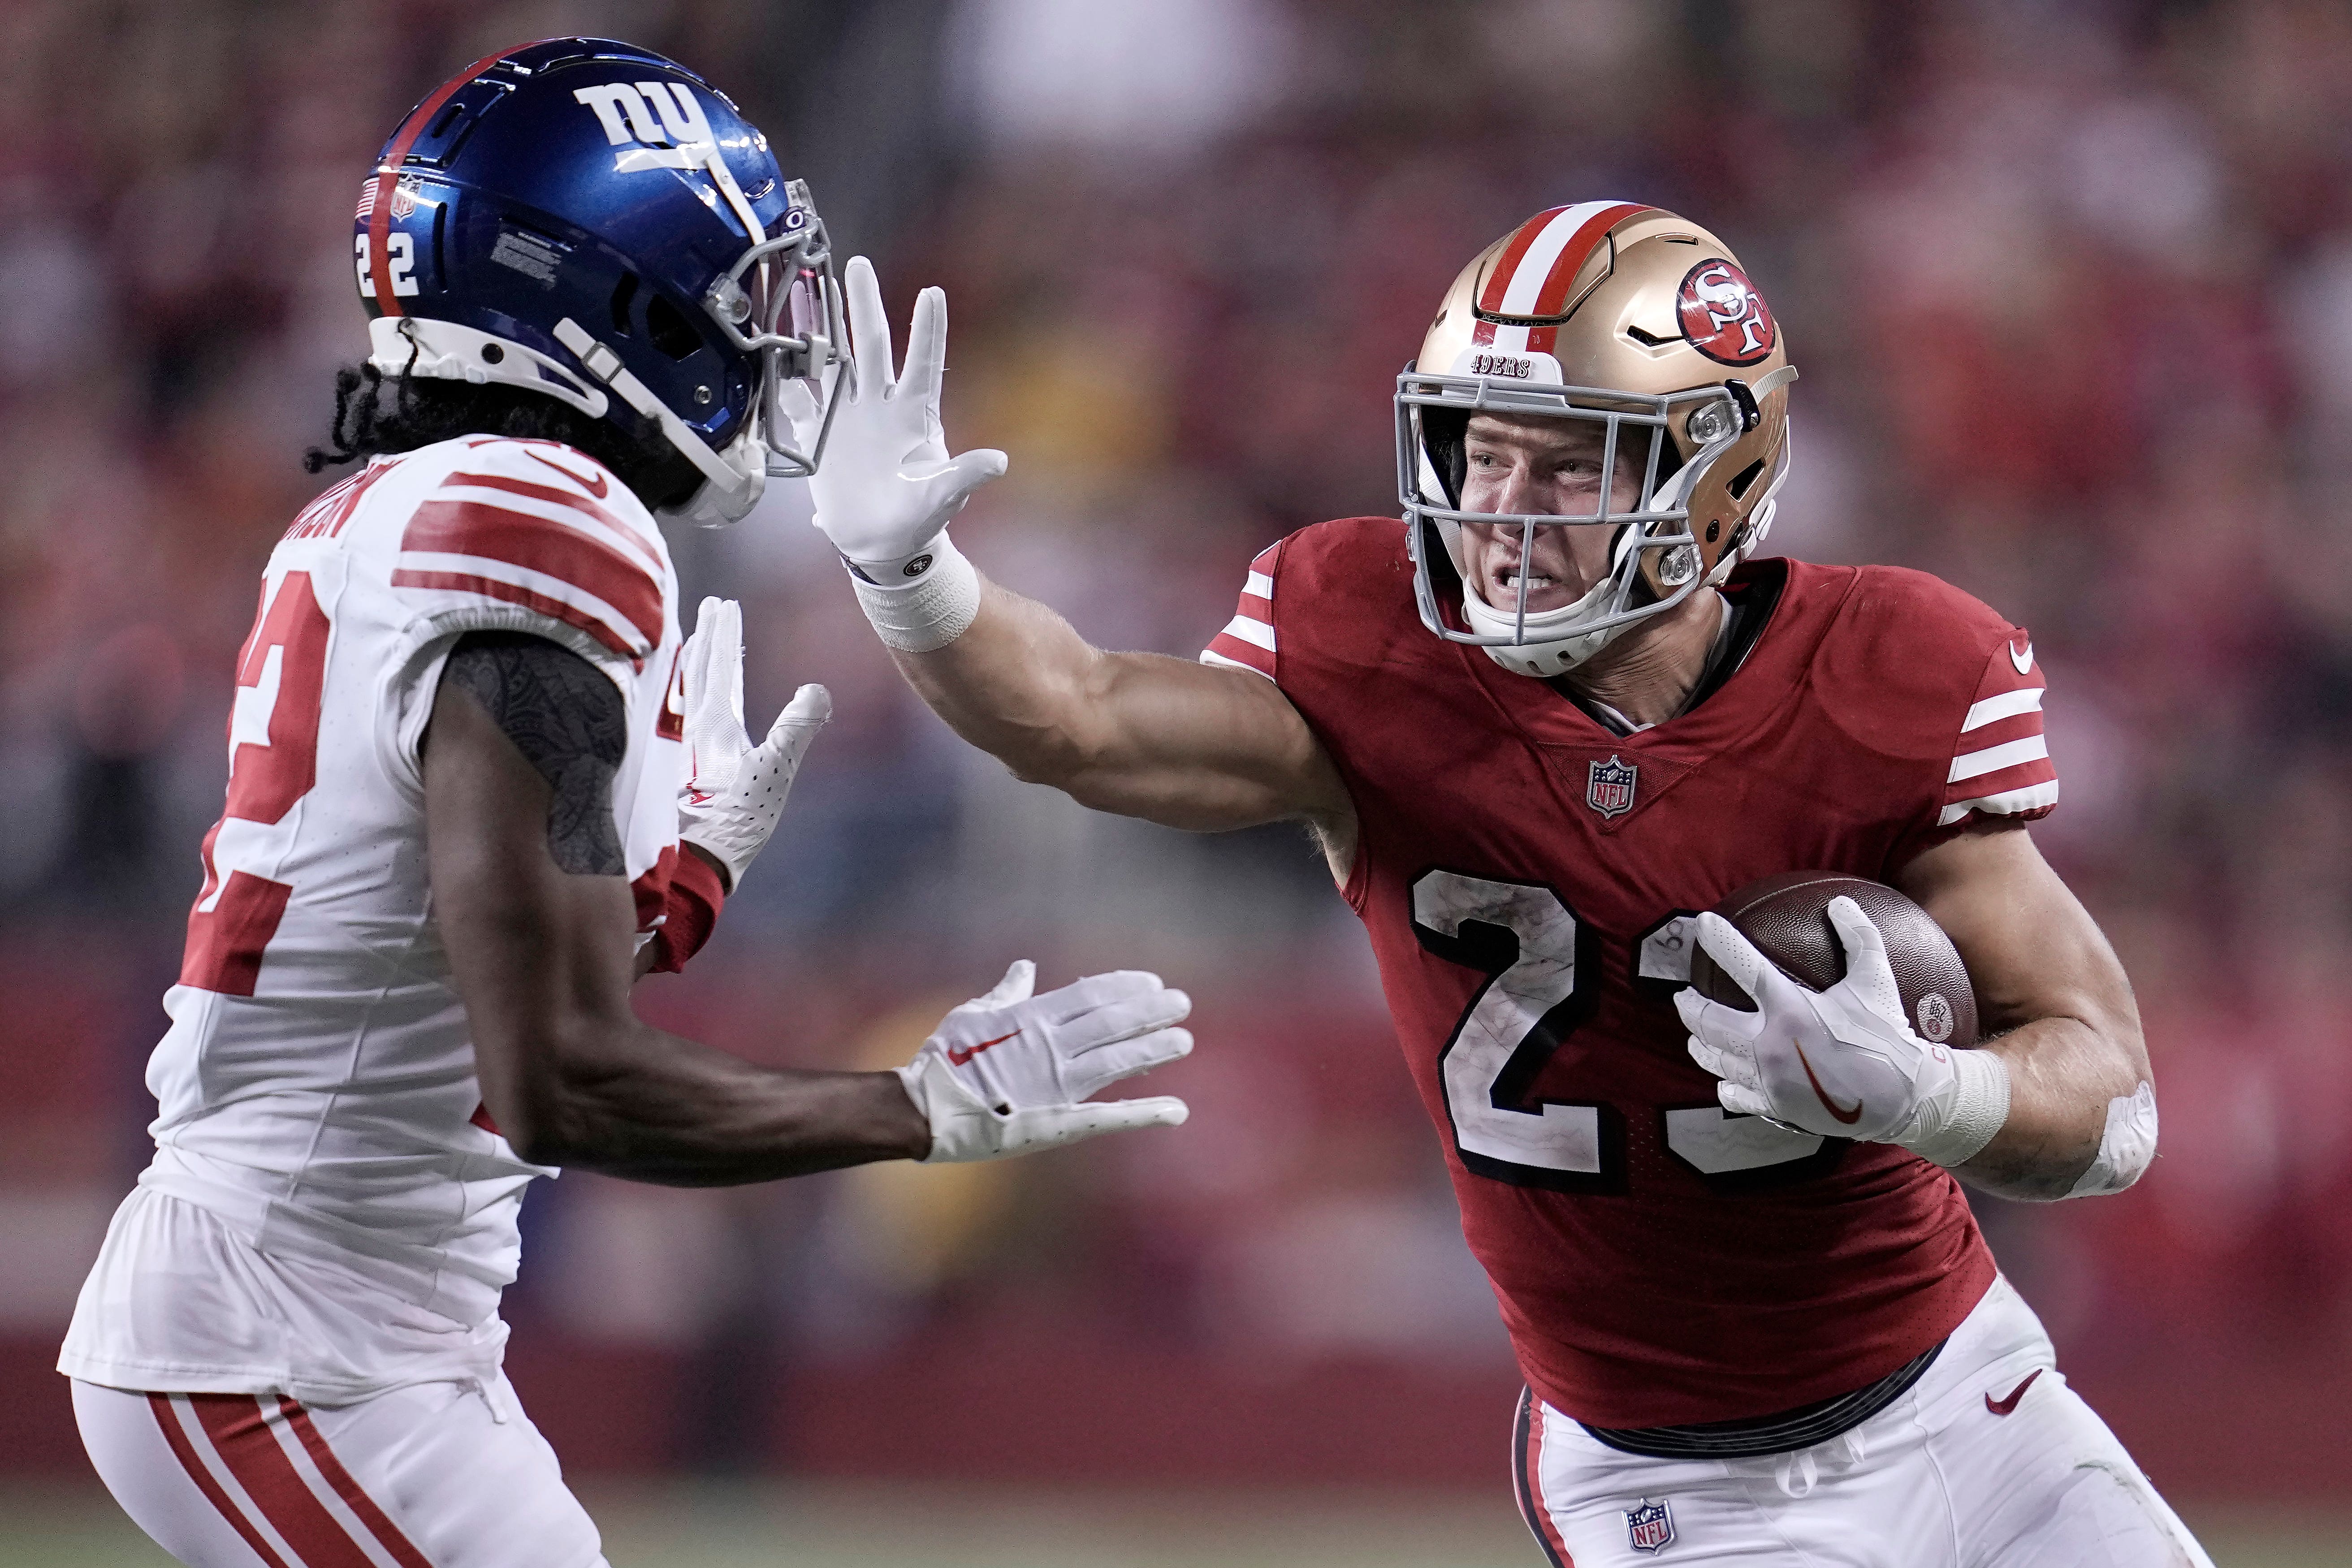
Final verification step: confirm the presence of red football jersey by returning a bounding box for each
[1202,519,2056,1428]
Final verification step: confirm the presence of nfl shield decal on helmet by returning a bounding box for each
[1626,1498,1675,1553]
[1587,755,1638,819]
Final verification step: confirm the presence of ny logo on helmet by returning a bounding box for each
[574,81,716,172]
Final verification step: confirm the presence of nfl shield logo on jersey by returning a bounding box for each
[1625,1498,1675,1553]
[1587,755,1638,819]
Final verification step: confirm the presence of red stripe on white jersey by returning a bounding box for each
[149,1394,298,1568]
[400,499,662,651]
[389,569,640,661]
[188,1393,384,1568]
[441,471,662,573]
[280,1398,436,1568]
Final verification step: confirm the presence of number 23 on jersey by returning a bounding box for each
[1410,869,1837,1195]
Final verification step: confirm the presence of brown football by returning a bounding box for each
[1687,872,1978,1048]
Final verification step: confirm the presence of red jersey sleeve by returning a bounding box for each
[1198,542,1280,681]
[1938,631,2057,829]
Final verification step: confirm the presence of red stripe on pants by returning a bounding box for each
[1522,1392,1577,1567]
[188,1393,380,1568]
[281,1398,437,1568]
[148,1394,296,1568]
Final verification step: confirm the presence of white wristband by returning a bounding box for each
[1898,1048,2011,1168]
[847,534,981,652]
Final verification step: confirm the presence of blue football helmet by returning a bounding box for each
[352,38,842,523]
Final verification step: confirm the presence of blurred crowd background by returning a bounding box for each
[4,0,2350,1513]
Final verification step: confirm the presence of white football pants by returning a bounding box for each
[1514,1276,2214,1568]
[73,1374,607,1568]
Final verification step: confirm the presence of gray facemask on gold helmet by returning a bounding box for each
[1396,202,1798,677]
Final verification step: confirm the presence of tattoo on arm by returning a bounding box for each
[441,632,627,875]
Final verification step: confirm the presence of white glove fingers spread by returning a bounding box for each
[763,682,832,753]
[1068,1096,1189,1136]
[1038,969,1172,1026]
[973,959,1038,1009]
[947,446,1010,489]
[1070,1027,1195,1093]
[1063,991,1194,1049]
[900,286,947,407]
[718,598,746,726]
[843,255,896,398]
[679,597,717,743]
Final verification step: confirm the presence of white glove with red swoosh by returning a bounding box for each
[1674,896,2010,1165]
[897,962,1193,1163]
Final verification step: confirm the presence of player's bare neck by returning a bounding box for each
[1552,589,1727,730]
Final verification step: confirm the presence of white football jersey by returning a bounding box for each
[64,436,686,1395]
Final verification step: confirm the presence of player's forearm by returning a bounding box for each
[492,1023,928,1182]
[888,579,1115,787]
[1954,1015,2149,1201]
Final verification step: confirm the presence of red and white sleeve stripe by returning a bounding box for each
[390,445,664,667]
[1198,543,1280,681]
[1939,632,2058,827]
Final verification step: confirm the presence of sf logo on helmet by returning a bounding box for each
[573,80,717,171]
[1676,259,1777,366]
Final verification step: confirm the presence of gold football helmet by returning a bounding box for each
[1396,201,1797,676]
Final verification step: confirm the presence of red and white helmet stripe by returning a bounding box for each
[1471,201,1654,359]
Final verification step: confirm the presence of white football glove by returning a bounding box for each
[897,961,1192,1164]
[1674,896,2010,1166]
[785,255,1007,583]
[674,596,830,892]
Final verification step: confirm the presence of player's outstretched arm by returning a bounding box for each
[424,632,1193,1180]
[1894,824,2153,1202]
[789,256,1351,847]
[893,583,1350,836]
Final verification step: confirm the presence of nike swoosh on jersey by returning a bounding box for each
[948,1029,1021,1066]
[2009,637,2033,675]
[1791,1039,1864,1125]
[1985,1370,2041,1416]
[529,449,611,498]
